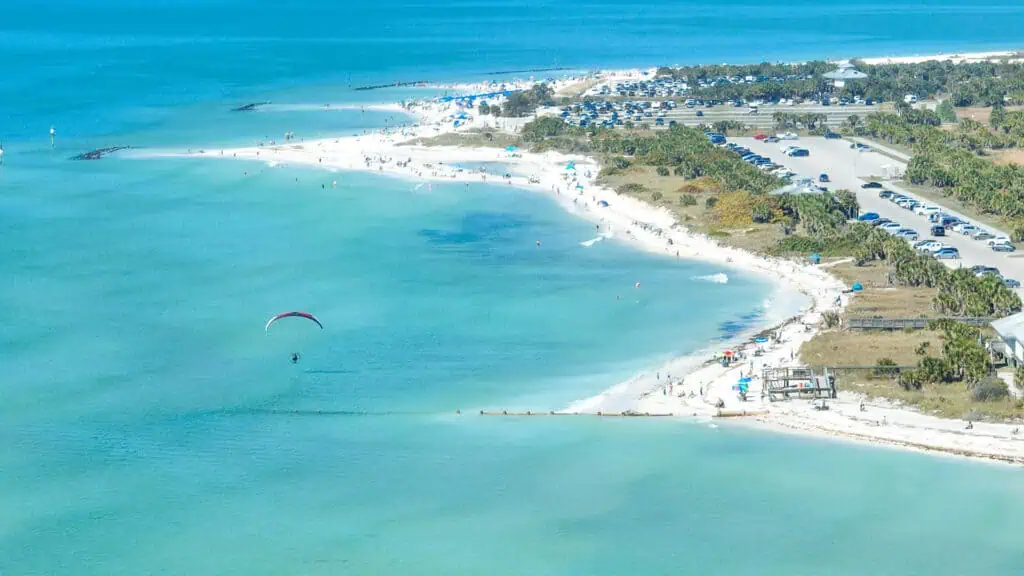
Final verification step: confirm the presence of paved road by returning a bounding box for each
[731,136,1024,286]
[850,137,911,162]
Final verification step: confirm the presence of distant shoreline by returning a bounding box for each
[141,53,1024,465]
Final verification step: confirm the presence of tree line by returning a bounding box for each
[655,59,1024,106]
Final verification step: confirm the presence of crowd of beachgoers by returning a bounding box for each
[150,50,1024,465]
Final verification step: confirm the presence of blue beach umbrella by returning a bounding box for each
[597,200,609,207]
[506,145,518,152]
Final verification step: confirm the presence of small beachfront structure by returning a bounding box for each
[823,61,867,88]
[991,311,1024,366]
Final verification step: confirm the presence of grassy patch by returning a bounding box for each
[844,377,1024,421]
[801,260,1022,421]
[403,130,522,149]
[599,165,786,252]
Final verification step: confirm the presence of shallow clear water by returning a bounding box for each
[3,1,1024,574]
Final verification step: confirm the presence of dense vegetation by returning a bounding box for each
[479,83,555,118]
[656,59,1024,105]
[777,217,1021,317]
[587,125,784,194]
[898,321,998,394]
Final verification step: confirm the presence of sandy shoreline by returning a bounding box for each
[146,71,1024,465]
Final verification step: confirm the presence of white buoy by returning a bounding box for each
[49,126,55,148]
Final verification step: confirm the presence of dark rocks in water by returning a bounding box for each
[70,146,130,161]
[354,80,429,92]
[232,102,270,112]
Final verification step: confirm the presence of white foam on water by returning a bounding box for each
[692,272,729,284]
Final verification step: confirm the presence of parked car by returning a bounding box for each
[764,136,779,143]
[779,132,799,140]
[933,247,960,259]
[1004,278,1021,288]
[992,243,1016,252]
[879,222,902,232]
[851,142,871,151]
[861,182,883,189]
[966,264,999,276]
[819,173,830,183]
[958,224,979,236]
[753,133,768,140]
[871,218,892,227]
[858,212,880,221]
[824,131,841,139]
[895,228,919,240]
[878,190,893,200]
[972,230,996,241]
[988,237,1012,247]
[914,240,941,251]
[930,225,945,237]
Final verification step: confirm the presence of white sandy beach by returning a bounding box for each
[152,73,1024,465]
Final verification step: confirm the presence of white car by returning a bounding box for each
[779,132,799,140]
[925,243,952,253]
[914,205,940,216]
[879,222,902,232]
[914,240,941,252]
[988,236,1012,247]
[952,222,972,233]
[959,224,979,236]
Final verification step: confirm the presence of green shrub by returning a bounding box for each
[705,197,718,209]
[822,311,840,328]
[651,191,664,202]
[971,377,1009,402]
[679,194,697,206]
[656,166,670,176]
[874,357,899,378]
[899,370,922,391]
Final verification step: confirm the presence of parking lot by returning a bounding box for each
[548,102,884,131]
[731,136,1024,288]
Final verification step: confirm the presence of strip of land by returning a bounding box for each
[152,55,1024,464]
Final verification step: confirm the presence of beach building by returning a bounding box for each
[990,311,1024,366]
[823,61,867,88]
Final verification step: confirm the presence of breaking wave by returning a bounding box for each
[693,273,729,284]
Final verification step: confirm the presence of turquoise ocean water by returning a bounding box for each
[3,1,1024,573]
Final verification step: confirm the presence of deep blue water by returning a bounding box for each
[3,1,1024,574]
